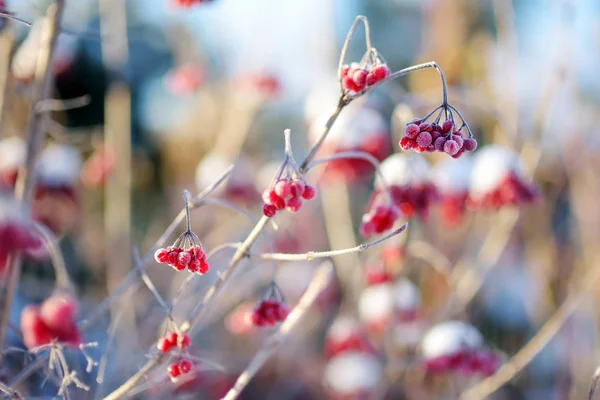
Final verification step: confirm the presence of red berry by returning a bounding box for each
[178,359,193,374]
[276,304,290,320]
[157,337,173,353]
[166,332,178,345]
[262,204,277,218]
[359,220,375,237]
[419,123,431,132]
[168,363,181,378]
[341,64,350,77]
[167,252,178,266]
[463,137,478,151]
[287,197,302,212]
[405,124,420,139]
[400,137,416,150]
[178,333,191,348]
[416,132,432,147]
[372,64,390,81]
[178,251,191,267]
[40,295,77,335]
[302,185,316,200]
[366,73,377,86]
[342,76,357,92]
[192,245,206,260]
[353,69,368,87]
[452,134,464,149]
[262,189,285,209]
[154,248,169,263]
[198,259,209,274]
[444,140,460,156]
[188,259,201,273]
[274,180,291,198]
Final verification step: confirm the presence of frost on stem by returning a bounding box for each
[261,129,317,218]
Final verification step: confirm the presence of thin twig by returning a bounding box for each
[33,223,74,294]
[0,0,65,363]
[222,261,334,400]
[0,380,24,400]
[338,16,372,85]
[35,95,91,113]
[254,224,407,261]
[589,367,600,400]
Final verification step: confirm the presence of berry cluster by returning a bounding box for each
[247,299,290,327]
[468,171,538,209]
[155,244,208,274]
[424,349,498,377]
[388,183,439,219]
[400,119,477,158]
[262,178,316,218]
[157,331,191,353]
[438,193,470,226]
[21,294,80,350]
[341,62,391,93]
[168,359,194,382]
[359,203,400,238]
[0,221,41,272]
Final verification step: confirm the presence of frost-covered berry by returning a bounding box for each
[168,363,181,380]
[262,204,277,218]
[444,140,460,156]
[301,185,316,200]
[416,132,432,147]
[274,180,292,198]
[178,359,193,374]
[287,197,302,213]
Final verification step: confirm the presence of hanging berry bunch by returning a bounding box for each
[262,129,317,218]
[154,191,209,274]
[156,330,195,382]
[400,107,478,158]
[341,60,391,94]
[246,283,290,327]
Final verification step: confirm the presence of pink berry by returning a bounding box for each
[452,134,464,149]
[341,65,350,77]
[405,124,420,139]
[372,64,390,81]
[287,197,302,213]
[178,251,191,267]
[434,137,447,152]
[302,185,316,200]
[154,248,169,263]
[290,181,305,197]
[168,363,181,378]
[262,189,285,209]
[463,137,478,151]
[274,180,291,198]
[444,140,460,156]
[167,252,178,266]
[157,338,173,353]
[359,220,375,237]
[40,295,77,335]
[262,204,277,218]
[419,123,431,132]
[353,69,368,87]
[192,245,206,260]
[179,359,193,374]
[416,132,432,147]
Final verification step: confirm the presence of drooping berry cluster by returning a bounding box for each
[359,203,400,238]
[341,62,391,93]
[157,331,191,353]
[247,283,290,327]
[247,299,290,327]
[154,231,209,274]
[168,359,194,382]
[262,178,316,218]
[388,183,440,219]
[21,294,81,350]
[400,108,478,158]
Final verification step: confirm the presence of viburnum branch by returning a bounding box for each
[78,166,233,331]
[0,12,32,27]
[252,223,408,261]
[222,261,334,400]
[35,95,91,113]
[0,0,65,363]
[338,16,372,87]
[33,222,74,294]
[345,61,448,105]
[0,380,23,400]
